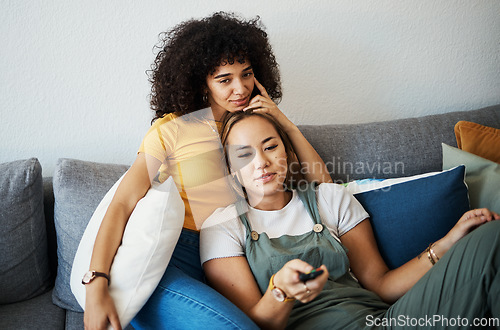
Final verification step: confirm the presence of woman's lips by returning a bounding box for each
[255,173,276,183]
[231,97,249,107]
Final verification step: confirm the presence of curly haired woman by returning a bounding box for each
[83,12,331,330]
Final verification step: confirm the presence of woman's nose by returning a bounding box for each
[232,79,245,95]
[254,151,269,169]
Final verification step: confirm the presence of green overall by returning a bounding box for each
[238,184,500,329]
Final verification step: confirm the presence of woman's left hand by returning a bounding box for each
[440,208,500,251]
[243,77,295,133]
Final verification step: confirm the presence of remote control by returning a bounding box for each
[299,267,324,281]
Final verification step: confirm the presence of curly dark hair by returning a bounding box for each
[148,12,282,122]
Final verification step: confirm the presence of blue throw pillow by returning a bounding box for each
[353,166,469,269]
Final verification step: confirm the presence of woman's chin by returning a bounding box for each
[248,184,285,200]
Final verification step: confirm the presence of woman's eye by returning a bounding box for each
[265,145,278,151]
[243,72,254,78]
[219,79,229,84]
[238,152,253,158]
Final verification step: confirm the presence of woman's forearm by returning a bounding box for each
[374,238,452,303]
[248,291,294,330]
[88,153,160,275]
[88,203,131,273]
[286,126,332,184]
[374,253,433,303]
[204,257,296,330]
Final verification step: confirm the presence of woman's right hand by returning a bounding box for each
[273,259,328,303]
[243,78,296,134]
[84,280,122,330]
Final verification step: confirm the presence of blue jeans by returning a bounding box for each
[131,229,258,329]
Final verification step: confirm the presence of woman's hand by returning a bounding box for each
[244,77,333,184]
[273,259,328,303]
[84,280,122,330]
[243,77,296,133]
[438,208,500,252]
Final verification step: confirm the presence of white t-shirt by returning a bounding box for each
[200,183,369,265]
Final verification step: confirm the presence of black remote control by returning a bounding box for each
[299,267,324,281]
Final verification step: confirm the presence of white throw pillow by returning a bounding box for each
[70,175,184,328]
[343,171,443,195]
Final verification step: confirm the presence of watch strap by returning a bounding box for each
[82,270,110,285]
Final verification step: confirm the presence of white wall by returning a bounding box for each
[1,0,499,176]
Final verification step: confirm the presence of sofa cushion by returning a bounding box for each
[443,143,500,213]
[52,158,129,311]
[454,121,500,164]
[350,166,469,269]
[0,289,65,329]
[0,158,52,304]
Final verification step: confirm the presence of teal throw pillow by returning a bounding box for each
[442,143,500,213]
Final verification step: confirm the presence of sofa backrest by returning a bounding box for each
[298,104,500,184]
[42,104,500,282]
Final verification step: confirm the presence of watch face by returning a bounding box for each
[271,288,285,302]
[82,271,94,284]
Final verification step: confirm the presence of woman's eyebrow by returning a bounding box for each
[261,136,276,144]
[214,72,231,79]
[214,66,253,79]
[234,136,276,151]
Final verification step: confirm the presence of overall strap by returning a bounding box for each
[295,182,322,225]
[235,199,253,234]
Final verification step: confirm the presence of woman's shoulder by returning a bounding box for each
[201,203,242,231]
[317,182,349,195]
[151,112,180,127]
[315,182,358,211]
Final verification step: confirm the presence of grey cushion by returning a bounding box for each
[65,310,85,330]
[43,178,58,283]
[0,289,65,329]
[52,158,129,311]
[298,104,500,184]
[0,158,52,304]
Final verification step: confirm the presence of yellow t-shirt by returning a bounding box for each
[138,108,238,231]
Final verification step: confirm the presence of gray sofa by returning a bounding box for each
[1,104,499,329]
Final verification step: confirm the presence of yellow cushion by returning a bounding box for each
[454,121,500,164]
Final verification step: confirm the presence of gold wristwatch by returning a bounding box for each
[268,274,295,302]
